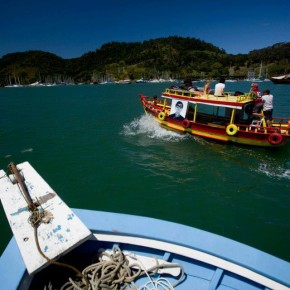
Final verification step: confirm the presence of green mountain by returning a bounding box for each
[0,37,289,86]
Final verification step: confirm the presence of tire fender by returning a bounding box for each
[268,133,283,145]
[226,124,238,136]
[158,112,166,121]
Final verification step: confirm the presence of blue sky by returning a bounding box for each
[1,0,289,59]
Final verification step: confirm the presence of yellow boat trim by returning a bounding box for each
[156,118,276,146]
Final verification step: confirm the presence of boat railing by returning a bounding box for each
[272,117,290,127]
[224,122,276,134]
[142,95,171,112]
[235,93,253,102]
[165,88,197,98]
[164,88,252,102]
[230,122,290,135]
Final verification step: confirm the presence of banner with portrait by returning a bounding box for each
[169,100,188,121]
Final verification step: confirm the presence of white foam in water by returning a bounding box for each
[282,169,290,179]
[21,148,33,153]
[122,114,187,142]
[256,162,290,180]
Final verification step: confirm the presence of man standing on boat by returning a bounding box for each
[262,89,274,127]
[169,101,185,121]
[214,77,225,96]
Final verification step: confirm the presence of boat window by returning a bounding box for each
[196,104,226,116]
[191,104,235,125]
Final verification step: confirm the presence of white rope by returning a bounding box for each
[128,252,175,290]
[128,253,158,290]
[47,246,184,290]
[139,278,174,290]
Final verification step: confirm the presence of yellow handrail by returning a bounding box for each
[165,88,251,102]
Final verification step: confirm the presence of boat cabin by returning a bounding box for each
[160,88,258,127]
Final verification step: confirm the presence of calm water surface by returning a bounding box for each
[0,82,290,262]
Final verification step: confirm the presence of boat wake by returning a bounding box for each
[256,162,290,180]
[122,115,290,181]
[122,114,188,142]
[227,147,290,181]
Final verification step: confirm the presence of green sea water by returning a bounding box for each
[0,82,290,262]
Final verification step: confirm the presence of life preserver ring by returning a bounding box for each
[226,124,238,136]
[268,133,283,145]
[182,119,190,128]
[158,112,165,121]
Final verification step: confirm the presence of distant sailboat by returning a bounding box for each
[226,64,237,82]
[245,66,262,82]
[5,74,23,87]
[263,67,271,81]
[257,61,269,82]
[244,69,255,81]
[258,61,263,79]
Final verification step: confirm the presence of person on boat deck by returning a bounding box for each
[262,89,273,127]
[250,83,261,98]
[180,78,192,90]
[153,95,158,105]
[214,77,225,96]
[169,101,185,121]
[203,80,211,94]
[189,85,198,92]
[250,83,263,113]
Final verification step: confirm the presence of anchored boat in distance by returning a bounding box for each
[271,74,290,84]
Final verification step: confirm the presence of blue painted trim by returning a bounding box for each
[0,237,26,289]
[209,268,224,290]
[73,208,290,287]
[163,252,171,261]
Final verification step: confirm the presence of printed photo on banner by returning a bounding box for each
[169,100,188,121]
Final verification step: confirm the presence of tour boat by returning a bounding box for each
[0,162,290,289]
[140,87,290,147]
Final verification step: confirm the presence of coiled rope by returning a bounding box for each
[57,246,185,290]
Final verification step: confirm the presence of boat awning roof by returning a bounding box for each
[162,89,253,110]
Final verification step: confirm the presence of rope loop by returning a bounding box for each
[51,245,185,290]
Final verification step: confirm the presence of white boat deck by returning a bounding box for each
[0,162,92,274]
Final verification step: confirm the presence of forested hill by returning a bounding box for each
[0,36,289,86]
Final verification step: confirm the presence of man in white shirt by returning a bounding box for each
[214,77,225,96]
[262,89,274,127]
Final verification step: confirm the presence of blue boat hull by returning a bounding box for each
[1,208,289,289]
